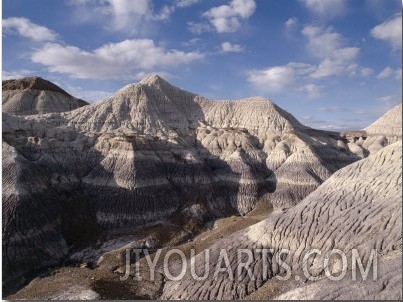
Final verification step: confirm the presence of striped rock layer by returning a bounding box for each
[162,141,402,300]
[2,77,88,115]
[2,75,401,293]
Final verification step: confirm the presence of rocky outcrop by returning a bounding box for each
[161,141,402,300]
[365,103,402,137]
[341,103,402,155]
[2,77,88,115]
[275,250,402,300]
[2,75,399,295]
[2,141,69,293]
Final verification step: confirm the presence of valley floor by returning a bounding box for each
[6,200,273,300]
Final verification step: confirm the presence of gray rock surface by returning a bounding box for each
[2,77,88,115]
[2,75,400,295]
[275,250,402,300]
[161,141,402,300]
[341,104,402,156]
[365,103,402,137]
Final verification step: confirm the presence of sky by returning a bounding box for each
[2,0,402,130]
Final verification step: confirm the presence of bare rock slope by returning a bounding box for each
[341,103,402,155]
[365,103,402,137]
[2,77,88,115]
[162,141,402,300]
[2,75,400,295]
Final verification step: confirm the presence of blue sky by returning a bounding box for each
[2,0,402,130]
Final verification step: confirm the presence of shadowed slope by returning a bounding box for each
[162,141,402,299]
[2,75,399,297]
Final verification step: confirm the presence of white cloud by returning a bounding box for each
[300,0,347,20]
[247,25,369,98]
[182,38,201,47]
[2,17,57,41]
[30,40,204,80]
[300,83,323,98]
[69,0,174,33]
[302,25,360,78]
[176,0,199,8]
[312,59,357,78]
[377,95,402,107]
[247,66,295,92]
[2,69,36,80]
[377,67,402,80]
[187,21,212,34]
[371,14,402,50]
[319,106,350,113]
[221,42,244,53]
[377,67,395,78]
[285,17,298,28]
[246,62,315,94]
[302,25,359,60]
[65,85,114,103]
[360,67,374,77]
[202,0,256,33]
[153,5,175,21]
[284,18,299,40]
[302,114,371,131]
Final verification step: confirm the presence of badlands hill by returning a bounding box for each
[364,103,402,140]
[2,75,401,296]
[162,140,402,300]
[341,103,402,154]
[2,77,88,115]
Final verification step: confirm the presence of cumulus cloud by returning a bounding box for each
[247,66,295,92]
[377,67,402,80]
[187,21,212,34]
[371,14,402,50]
[30,39,204,80]
[182,38,201,47]
[360,67,374,77]
[302,25,360,78]
[302,25,358,59]
[284,17,299,40]
[285,17,298,28]
[2,17,57,41]
[221,42,244,53]
[202,0,256,33]
[176,0,199,8]
[246,62,316,94]
[300,83,323,98]
[246,25,372,98]
[69,0,175,33]
[300,0,347,20]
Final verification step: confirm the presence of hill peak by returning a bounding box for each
[2,76,69,95]
[365,103,402,137]
[2,76,88,115]
[139,74,168,86]
[116,74,197,99]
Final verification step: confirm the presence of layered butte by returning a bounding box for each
[2,77,88,115]
[2,75,401,294]
[162,141,402,300]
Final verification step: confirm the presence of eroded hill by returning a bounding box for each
[2,75,401,297]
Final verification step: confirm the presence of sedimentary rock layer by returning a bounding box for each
[365,103,402,137]
[161,141,402,300]
[2,77,88,115]
[2,75,400,294]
